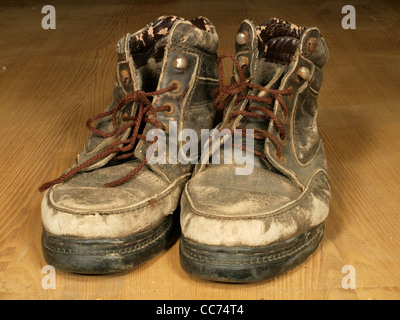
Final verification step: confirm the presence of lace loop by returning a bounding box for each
[212,53,249,111]
[212,54,292,160]
[39,85,175,192]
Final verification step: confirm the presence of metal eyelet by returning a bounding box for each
[296,67,311,82]
[307,38,318,53]
[236,31,249,45]
[121,112,129,124]
[163,103,174,116]
[161,121,169,133]
[169,80,181,93]
[120,70,130,83]
[286,86,293,101]
[281,110,289,124]
[173,57,188,70]
[238,55,249,67]
[275,150,285,163]
[277,132,287,146]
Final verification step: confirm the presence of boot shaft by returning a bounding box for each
[222,18,330,189]
[78,16,220,180]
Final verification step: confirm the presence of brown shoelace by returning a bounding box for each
[38,85,176,192]
[212,53,292,160]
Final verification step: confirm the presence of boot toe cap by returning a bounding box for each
[42,161,187,239]
[181,166,330,247]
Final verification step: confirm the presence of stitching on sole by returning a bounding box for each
[43,216,173,256]
[180,225,323,265]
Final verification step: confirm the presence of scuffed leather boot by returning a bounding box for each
[39,16,219,274]
[180,18,330,282]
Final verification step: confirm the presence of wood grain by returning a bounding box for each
[0,0,399,300]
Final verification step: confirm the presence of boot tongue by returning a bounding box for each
[235,17,305,84]
[235,67,285,166]
[232,18,305,167]
[128,15,216,93]
[127,16,183,93]
[129,16,180,69]
[256,18,305,65]
[129,15,217,67]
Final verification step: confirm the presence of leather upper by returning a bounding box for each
[41,16,220,238]
[181,18,331,247]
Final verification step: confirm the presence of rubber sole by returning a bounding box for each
[42,212,179,274]
[179,223,324,283]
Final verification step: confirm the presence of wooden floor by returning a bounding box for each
[0,0,399,300]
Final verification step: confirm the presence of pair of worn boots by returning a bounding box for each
[39,15,330,283]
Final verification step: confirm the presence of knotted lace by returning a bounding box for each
[212,53,292,160]
[38,85,176,192]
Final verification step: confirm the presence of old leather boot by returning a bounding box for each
[39,16,219,274]
[180,18,330,282]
